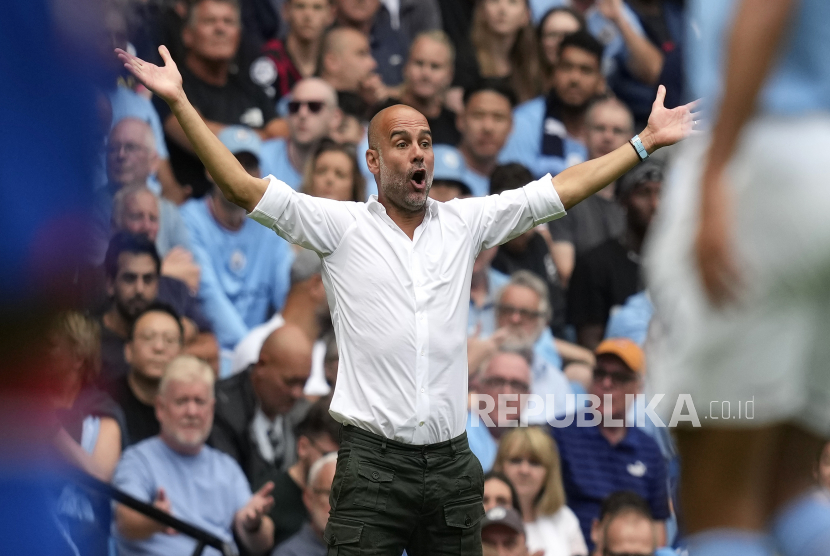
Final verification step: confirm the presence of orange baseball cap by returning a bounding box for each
[595,338,645,374]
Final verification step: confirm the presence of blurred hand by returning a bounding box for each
[642,85,700,151]
[161,247,200,294]
[695,165,741,306]
[116,46,184,106]
[596,0,625,24]
[241,481,274,532]
[153,488,177,535]
[359,73,390,107]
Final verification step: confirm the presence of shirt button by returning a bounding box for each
[419,421,424,427]
[371,471,380,480]
[465,515,472,526]
[421,388,425,393]
[420,349,424,356]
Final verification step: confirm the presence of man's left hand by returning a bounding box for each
[641,85,700,152]
[241,481,275,532]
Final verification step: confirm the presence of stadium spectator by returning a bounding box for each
[494,427,588,556]
[112,355,275,556]
[548,97,634,286]
[49,312,125,556]
[467,346,533,471]
[334,0,408,87]
[270,398,340,548]
[106,303,184,446]
[589,491,661,556]
[552,339,669,551]
[397,31,460,146]
[484,471,523,516]
[180,126,293,362]
[300,139,367,201]
[318,27,385,107]
[481,506,533,556]
[538,7,585,92]
[155,0,288,198]
[428,144,473,202]
[330,91,370,145]
[251,0,336,105]
[99,233,218,379]
[210,324,313,488]
[273,452,338,556]
[229,249,328,396]
[817,442,830,491]
[457,82,516,197]
[500,30,604,178]
[95,118,191,264]
[111,185,200,294]
[470,0,541,104]
[568,155,663,349]
[260,78,343,189]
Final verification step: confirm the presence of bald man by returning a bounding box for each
[319,27,386,106]
[211,323,313,488]
[120,43,696,555]
[260,78,343,189]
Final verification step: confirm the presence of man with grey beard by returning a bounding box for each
[117,42,695,555]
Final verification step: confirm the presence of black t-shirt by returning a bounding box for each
[548,193,626,257]
[492,233,568,338]
[439,0,478,91]
[106,376,159,447]
[155,64,278,197]
[267,470,308,549]
[567,238,642,330]
[99,324,128,386]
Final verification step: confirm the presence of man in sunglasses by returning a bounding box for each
[117,39,695,555]
[260,78,343,190]
[552,339,669,554]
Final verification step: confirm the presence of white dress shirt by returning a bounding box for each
[249,174,566,444]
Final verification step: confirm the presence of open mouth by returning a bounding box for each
[411,169,427,188]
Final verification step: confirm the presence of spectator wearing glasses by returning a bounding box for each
[467,345,533,472]
[269,397,340,548]
[494,427,588,556]
[551,339,669,553]
[260,78,344,190]
[273,451,338,556]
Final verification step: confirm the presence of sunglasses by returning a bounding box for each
[288,100,325,114]
[592,368,638,385]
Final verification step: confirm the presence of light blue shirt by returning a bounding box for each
[112,437,251,556]
[180,197,293,351]
[461,167,491,198]
[499,97,588,179]
[260,138,303,190]
[688,0,830,117]
[466,412,499,472]
[605,291,654,346]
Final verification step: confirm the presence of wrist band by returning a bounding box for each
[629,135,648,161]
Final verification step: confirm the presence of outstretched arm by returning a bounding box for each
[116,46,268,212]
[552,85,696,209]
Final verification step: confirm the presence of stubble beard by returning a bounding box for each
[378,154,431,214]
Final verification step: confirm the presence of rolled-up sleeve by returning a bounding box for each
[248,175,355,256]
[451,174,567,251]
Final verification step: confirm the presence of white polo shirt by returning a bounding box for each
[249,174,566,444]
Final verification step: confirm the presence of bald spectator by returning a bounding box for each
[457,82,516,197]
[100,233,218,380]
[180,126,293,362]
[467,347,533,472]
[397,31,460,145]
[105,303,184,446]
[251,0,336,104]
[155,0,289,199]
[319,27,385,107]
[548,97,634,286]
[211,324,313,488]
[334,0,407,87]
[96,118,191,264]
[270,398,340,547]
[273,452,338,556]
[113,355,275,556]
[589,491,660,556]
[260,78,343,189]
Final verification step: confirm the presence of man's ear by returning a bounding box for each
[365,148,380,176]
[590,518,602,549]
[329,108,344,136]
[124,341,133,366]
[182,25,193,50]
[106,277,115,298]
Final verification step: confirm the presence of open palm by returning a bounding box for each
[115,45,184,105]
[645,85,700,150]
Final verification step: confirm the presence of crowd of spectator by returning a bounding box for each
[46,0,829,555]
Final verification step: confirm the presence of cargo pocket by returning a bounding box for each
[324,517,363,556]
[444,496,486,553]
[354,461,395,511]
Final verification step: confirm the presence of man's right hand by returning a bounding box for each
[116,46,184,107]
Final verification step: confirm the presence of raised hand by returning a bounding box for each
[241,481,275,532]
[115,46,184,106]
[643,85,700,151]
[152,487,177,535]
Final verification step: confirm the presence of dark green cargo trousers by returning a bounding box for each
[323,425,485,555]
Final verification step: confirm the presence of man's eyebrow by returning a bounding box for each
[390,129,412,139]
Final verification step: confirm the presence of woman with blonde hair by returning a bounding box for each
[494,426,588,556]
[300,138,366,202]
[470,0,541,104]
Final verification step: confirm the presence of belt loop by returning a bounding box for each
[451,437,457,461]
[381,437,387,456]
